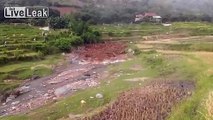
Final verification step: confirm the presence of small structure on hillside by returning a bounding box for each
[39,26,50,31]
[135,12,162,23]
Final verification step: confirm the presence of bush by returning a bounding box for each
[54,36,84,52]
[70,36,84,46]
[42,44,60,55]
[30,19,47,27]
[46,19,102,53]
[49,17,69,29]
[132,48,141,55]
[70,20,102,44]
[0,56,8,64]
[54,38,72,52]
[82,31,101,44]
[70,20,89,36]
[108,32,115,37]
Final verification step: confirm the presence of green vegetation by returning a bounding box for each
[70,20,102,44]
[0,19,100,105]
[159,43,213,52]
[0,24,45,64]
[49,17,70,29]
[0,20,102,96]
[93,23,169,38]
[0,22,213,120]
[94,22,213,38]
[173,22,213,36]
[51,19,102,52]
[0,19,102,64]
[135,26,213,120]
[0,54,64,94]
[168,54,213,120]
[54,36,83,52]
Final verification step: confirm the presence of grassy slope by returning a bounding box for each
[0,54,64,93]
[168,53,213,120]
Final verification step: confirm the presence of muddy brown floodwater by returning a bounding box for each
[84,81,194,120]
[0,42,128,116]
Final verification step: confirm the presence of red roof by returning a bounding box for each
[144,12,157,17]
[50,7,77,16]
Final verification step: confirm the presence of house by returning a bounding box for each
[135,12,162,23]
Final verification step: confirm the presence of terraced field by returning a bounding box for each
[94,22,213,41]
[0,24,45,64]
[0,24,64,95]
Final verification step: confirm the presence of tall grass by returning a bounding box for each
[205,91,213,120]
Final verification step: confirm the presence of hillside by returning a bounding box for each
[0,0,84,7]
[1,0,213,19]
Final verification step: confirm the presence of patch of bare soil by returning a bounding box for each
[84,81,194,120]
[75,42,127,62]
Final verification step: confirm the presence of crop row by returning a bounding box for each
[0,52,43,64]
[0,42,45,50]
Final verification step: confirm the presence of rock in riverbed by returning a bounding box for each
[96,93,103,99]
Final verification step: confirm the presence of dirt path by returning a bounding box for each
[0,42,128,116]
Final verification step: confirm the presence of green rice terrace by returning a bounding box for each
[0,22,213,120]
[0,24,64,94]
[0,24,46,64]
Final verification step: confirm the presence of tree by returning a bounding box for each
[30,19,48,26]
[49,17,69,29]
[70,19,101,44]
[70,20,89,36]
[54,38,72,52]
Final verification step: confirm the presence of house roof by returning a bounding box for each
[136,12,159,18]
[144,12,157,17]
[136,14,144,18]
[50,7,78,16]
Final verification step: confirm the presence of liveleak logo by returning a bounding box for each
[4,7,49,18]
